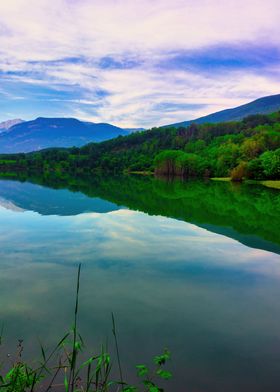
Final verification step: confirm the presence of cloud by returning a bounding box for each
[0,0,280,126]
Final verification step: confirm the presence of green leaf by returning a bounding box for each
[143,380,154,387]
[123,386,137,392]
[149,387,160,392]
[156,369,172,380]
[64,371,69,392]
[74,341,82,351]
[136,364,148,377]
[40,343,46,362]
[56,332,70,349]
[105,354,111,366]
[153,350,171,365]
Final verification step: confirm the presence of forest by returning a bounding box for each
[0,112,280,180]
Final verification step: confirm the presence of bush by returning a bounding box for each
[260,148,280,179]
[246,158,264,179]
[231,162,247,181]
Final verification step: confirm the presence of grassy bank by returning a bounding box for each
[210,177,231,182]
[247,180,280,190]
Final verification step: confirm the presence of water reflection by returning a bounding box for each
[0,180,120,215]
[0,174,279,253]
[0,175,280,391]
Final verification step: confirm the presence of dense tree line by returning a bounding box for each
[0,112,280,180]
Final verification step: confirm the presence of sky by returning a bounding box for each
[0,0,280,128]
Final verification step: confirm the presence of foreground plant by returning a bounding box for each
[0,264,172,391]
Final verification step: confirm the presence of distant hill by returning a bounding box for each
[0,117,128,153]
[166,94,280,128]
[123,127,146,133]
[0,119,24,133]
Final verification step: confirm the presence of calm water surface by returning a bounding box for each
[0,175,280,391]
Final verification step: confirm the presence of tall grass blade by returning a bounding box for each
[69,262,81,392]
[112,312,124,390]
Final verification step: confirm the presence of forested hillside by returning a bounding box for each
[166,94,280,127]
[0,112,280,180]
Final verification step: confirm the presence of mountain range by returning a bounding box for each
[0,94,280,153]
[0,117,129,153]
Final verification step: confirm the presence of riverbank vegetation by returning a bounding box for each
[0,265,172,392]
[0,112,279,181]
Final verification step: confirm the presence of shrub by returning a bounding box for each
[231,162,247,181]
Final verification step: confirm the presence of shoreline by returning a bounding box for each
[211,177,280,190]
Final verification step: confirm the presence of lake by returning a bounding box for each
[0,174,280,391]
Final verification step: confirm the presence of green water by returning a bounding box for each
[0,174,280,391]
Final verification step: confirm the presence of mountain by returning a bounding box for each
[123,127,146,133]
[0,117,128,153]
[166,94,280,128]
[0,119,24,133]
